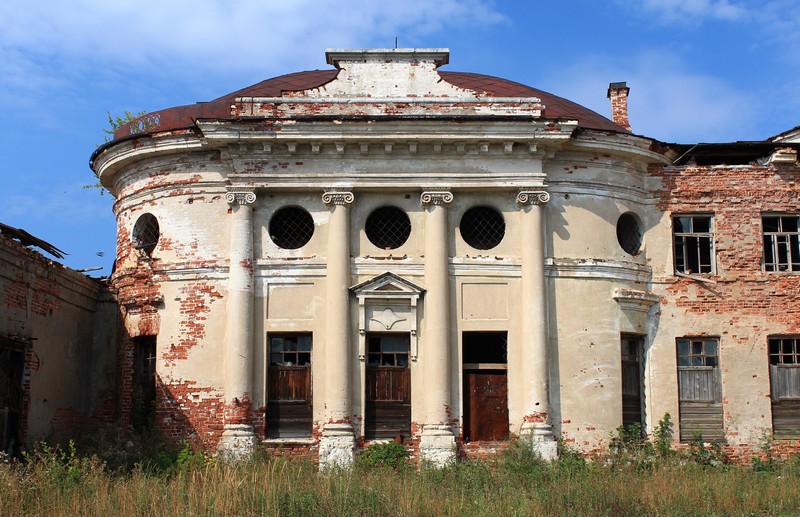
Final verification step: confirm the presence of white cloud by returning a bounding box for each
[613,0,748,24]
[541,51,759,143]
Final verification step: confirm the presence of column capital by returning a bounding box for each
[420,189,453,206]
[322,189,354,206]
[516,189,550,206]
[225,187,256,206]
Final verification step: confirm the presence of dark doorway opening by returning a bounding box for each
[462,331,508,442]
[267,333,313,439]
[132,336,157,430]
[365,333,410,440]
[621,334,645,430]
[0,338,24,454]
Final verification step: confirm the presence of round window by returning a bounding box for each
[617,212,642,255]
[460,206,505,250]
[269,206,315,249]
[132,213,160,256]
[365,206,411,250]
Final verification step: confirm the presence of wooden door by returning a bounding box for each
[463,370,508,442]
[365,366,410,439]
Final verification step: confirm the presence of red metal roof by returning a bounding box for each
[113,69,626,139]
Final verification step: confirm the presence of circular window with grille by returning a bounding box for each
[617,212,642,255]
[132,213,160,256]
[269,206,315,249]
[460,206,505,250]
[365,206,411,250]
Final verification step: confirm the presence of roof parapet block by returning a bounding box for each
[325,48,450,68]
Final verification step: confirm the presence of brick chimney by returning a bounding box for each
[607,81,631,132]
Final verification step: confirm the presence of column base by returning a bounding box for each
[520,421,559,461]
[419,425,456,467]
[319,423,355,470]
[217,423,258,462]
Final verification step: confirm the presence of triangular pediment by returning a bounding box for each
[351,272,425,297]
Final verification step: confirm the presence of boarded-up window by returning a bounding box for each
[365,334,410,440]
[621,335,644,430]
[677,337,724,442]
[768,336,800,438]
[267,334,312,439]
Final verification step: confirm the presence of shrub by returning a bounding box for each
[357,441,410,469]
[497,437,547,475]
[653,413,674,459]
[687,434,728,468]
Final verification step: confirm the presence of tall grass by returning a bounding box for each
[3,439,800,516]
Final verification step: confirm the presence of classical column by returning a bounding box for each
[419,189,456,466]
[517,189,558,460]
[218,187,258,461]
[319,189,356,469]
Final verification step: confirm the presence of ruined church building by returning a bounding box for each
[7,48,799,467]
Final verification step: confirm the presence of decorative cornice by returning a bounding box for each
[420,189,453,206]
[322,190,354,206]
[516,190,550,206]
[225,187,256,206]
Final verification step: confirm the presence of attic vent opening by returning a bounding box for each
[132,213,160,256]
[365,206,411,250]
[269,206,315,249]
[460,206,505,250]
[617,212,643,255]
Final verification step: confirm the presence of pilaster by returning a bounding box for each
[419,188,456,467]
[218,187,258,461]
[320,189,356,469]
[517,188,558,461]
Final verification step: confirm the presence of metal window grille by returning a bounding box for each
[673,215,713,274]
[269,207,314,250]
[132,213,160,256]
[460,206,505,250]
[365,206,411,250]
[769,337,800,365]
[616,213,642,255]
[763,215,800,272]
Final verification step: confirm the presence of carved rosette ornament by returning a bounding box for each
[322,190,355,206]
[420,189,453,206]
[516,190,550,206]
[225,188,257,206]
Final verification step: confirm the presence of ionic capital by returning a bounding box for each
[225,187,256,206]
[420,189,453,207]
[322,190,354,206]
[516,189,550,206]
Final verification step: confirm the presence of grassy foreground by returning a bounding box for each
[2,437,800,516]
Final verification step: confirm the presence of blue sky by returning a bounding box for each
[1,0,798,274]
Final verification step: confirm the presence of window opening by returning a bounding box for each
[132,336,157,430]
[267,333,312,438]
[365,333,410,440]
[673,215,713,274]
[617,213,642,255]
[676,337,723,442]
[768,336,800,438]
[132,213,160,256]
[269,206,314,250]
[365,206,411,250]
[763,215,800,272]
[460,206,505,250]
[462,331,509,442]
[621,335,645,430]
[0,339,24,455]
